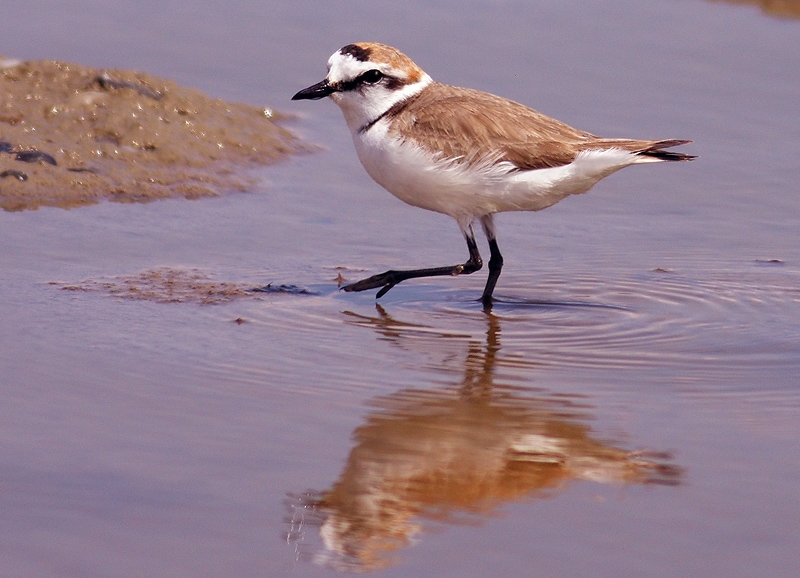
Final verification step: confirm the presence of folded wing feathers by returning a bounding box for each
[390,83,695,170]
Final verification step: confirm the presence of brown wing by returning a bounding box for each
[388,83,596,170]
[388,83,694,169]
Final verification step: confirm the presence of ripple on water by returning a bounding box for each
[139,265,799,396]
[321,267,800,378]
[499,270,795,372]
[253,265,799,572]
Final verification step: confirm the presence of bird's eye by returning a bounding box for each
[360,69,384,84]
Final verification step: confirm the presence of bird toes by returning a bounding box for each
[375,283,397,298]
[341,271,397,293]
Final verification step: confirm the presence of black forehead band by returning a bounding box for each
[339,44,372,62]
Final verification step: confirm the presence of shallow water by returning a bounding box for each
[2,1,800,577]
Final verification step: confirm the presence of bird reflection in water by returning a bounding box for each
[286,307,682,571]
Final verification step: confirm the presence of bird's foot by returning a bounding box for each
[341,270,401,295]
[341,262,475,299]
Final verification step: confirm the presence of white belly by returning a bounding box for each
[352,120,638,225]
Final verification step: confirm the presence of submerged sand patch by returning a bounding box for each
[54,268,315,304]
[0,58,305,211]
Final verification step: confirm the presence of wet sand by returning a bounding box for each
[54,267,318,304]
[0,58,303,211]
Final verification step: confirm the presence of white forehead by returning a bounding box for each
[326,50,378,83]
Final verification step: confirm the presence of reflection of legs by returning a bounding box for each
[342,224,484,298]
[480,215,503,307]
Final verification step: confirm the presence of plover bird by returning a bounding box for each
[293,42,694,306]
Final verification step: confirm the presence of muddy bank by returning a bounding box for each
[0,58,305,211]
[713,0,800,19]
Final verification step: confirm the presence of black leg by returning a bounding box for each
[480,215,503,308]
[342,225,483,298]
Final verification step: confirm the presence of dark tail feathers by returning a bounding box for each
[638,139,696,161]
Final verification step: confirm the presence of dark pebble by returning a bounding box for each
[95,73,163,101]
[15,150,58,166]
[0,169,28,181]
[0,141,13,153]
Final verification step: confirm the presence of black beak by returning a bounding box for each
[292,79,336,101]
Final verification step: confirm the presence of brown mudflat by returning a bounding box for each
[0,58,304,211]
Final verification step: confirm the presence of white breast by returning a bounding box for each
[352,118,639,227]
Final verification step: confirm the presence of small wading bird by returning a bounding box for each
[293,42,695,307]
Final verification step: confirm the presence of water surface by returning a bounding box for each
[1,1,799,576]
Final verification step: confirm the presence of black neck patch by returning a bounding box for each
[358,88,425,134]
[340,44,372,62]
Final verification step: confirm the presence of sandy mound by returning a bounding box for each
[0,58,305,211]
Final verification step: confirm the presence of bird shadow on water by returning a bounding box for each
[352,281,633,315]
[284,304,682,572]
[487,294,630,313]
